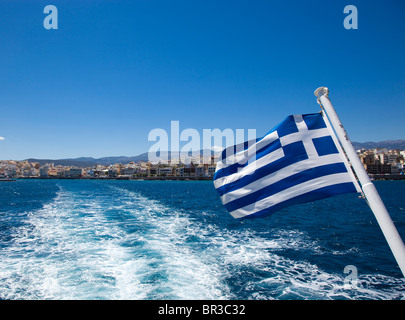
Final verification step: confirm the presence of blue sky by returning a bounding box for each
[1,0,404,160]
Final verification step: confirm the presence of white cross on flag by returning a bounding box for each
[213,112,361,219]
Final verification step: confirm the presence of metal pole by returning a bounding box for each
[314,86,405,277]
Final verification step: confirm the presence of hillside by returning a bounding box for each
[24,140,405,167]
[25,150,216,167]
[351,140,405,150]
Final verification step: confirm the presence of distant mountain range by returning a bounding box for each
[25,154,150,168]
[25,150,217,168]
[24,140,405,167]
[351,140,405,151]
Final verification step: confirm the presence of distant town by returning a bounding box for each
[1,148,405,180]
[0,155,219,180]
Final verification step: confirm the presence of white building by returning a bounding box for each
[66,168,83,178]
[39,167,49,177]
[175,167,184,177]
[387,153,398,164]
[157,167,173,176]
[207,166,216,176]
[195,166,205,177]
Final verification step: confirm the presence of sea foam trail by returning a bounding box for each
[0,186,150,299]
[108,185,230,299]
[1,181,404,300]
[0,184,230,299]
[109,184,405,300]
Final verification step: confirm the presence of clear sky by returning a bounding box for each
[1,0,404,160]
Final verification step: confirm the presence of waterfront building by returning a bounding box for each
[207,166,216,177]
[365,164,392,175]
[39,167,49,177]
[387,153,398,164]
[195,165,205,177]
[66,168,83,178]
[175,167,184,177]
[157,167,173,176]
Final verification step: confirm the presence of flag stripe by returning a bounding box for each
[239,182,357,219]
[224,162,348,212]
[215,141,308,196]
[217,131,279,171]
[214,113,359,219]
[229,172,355,218]
[220,153,344,205]
[214,138,282,181]
[213,147,285,190]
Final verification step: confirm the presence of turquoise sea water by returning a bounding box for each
[0,179,404,300]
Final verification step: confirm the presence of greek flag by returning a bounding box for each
[213,112,361,219]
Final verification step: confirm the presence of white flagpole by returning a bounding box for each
[314,86,405,277]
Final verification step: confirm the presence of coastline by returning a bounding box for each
[370,174,405,181]
[6,175,405,181]
[13,176,214,181]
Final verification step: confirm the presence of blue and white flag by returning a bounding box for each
[213,112,361,219]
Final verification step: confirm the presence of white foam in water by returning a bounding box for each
[112,186,405,300]
[109,186,231,299]
[0,187,151,300]
[0,185,231,300]
[1,183,404,300]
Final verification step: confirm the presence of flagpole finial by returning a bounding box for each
[314,87,329,106]
[314,87,329,98]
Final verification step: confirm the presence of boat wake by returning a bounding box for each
[0,182,404,300]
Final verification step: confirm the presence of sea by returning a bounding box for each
[0,179,404,300]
